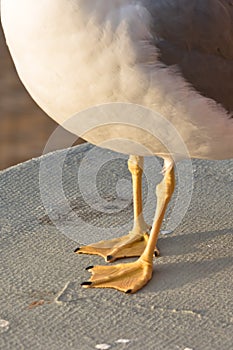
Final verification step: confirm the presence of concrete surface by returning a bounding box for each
[0,143,233,350]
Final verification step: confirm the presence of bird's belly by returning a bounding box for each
[2,0,176,156]
[2,0,233,159]
[2,0,155,120]
[7,37,169,156]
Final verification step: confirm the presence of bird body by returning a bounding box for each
[1,1,233,293]
[1,0,233,159]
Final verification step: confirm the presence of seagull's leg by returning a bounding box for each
[75,155,157,262]
[81,160,175,293]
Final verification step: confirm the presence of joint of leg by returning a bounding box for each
[156,175,175,199]
[128,159,143,176]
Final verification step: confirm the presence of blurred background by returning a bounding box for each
[0,24,81,171]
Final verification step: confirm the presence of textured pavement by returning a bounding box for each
[0,143,233,350]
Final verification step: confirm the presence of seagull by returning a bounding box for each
[1,0,233,293]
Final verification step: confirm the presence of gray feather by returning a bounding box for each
[143,0,233,112]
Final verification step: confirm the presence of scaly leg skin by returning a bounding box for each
[75,156,159,262]
[81,159,175,293]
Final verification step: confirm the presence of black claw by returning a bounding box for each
[81,281,92,286]
[74,247,80,253]
[154,251,159,257]
[85,265,94,271]
[106,255,113,261]
[125,289,132,294]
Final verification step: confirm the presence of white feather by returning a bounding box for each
[1,0,233,159]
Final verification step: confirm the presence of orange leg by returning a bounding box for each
[75,156,158,262]
[81,159,175,293]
